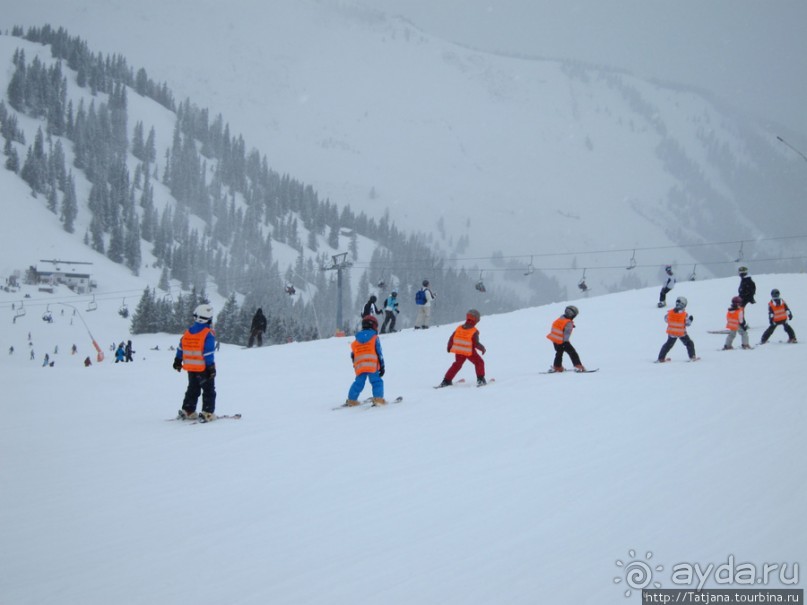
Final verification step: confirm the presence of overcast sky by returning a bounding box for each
[368,0,807,138]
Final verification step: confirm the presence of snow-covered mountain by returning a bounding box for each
[2,272,805,604]
[4,0,806,302]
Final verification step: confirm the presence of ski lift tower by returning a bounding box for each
[323,252,352,333]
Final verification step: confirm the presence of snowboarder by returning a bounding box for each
[657,296,698,362]
[173,304,218,421]
[658,265,676,308]
[248,308,267,348]
[737,266,756,308]
[345,315,386,406]
[759,289,797,344]
[414,280,436,329]
[723,296,751,350]
[438,309,487,386]
[124,340,134,362]
[546,305,586,372]
[380,290,399,333]
[361,295,382,319]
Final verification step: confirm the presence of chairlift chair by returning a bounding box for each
[86,294,98,312]
[689,264,697,281]
[734,241,745,263]
[118,298,129,318]
[626,250,637,270]
[284,283,297,296]
[523,256,535,276]
[475,271,487,293]
[578,268,589,292]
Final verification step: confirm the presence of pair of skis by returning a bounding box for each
[332,396,404,410]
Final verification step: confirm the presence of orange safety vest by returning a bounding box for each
[450,325,478,357]
[726,308,743,331]
[666,309,688,337]
[769,300,788,323]
[351,335,380,375]
[181,327,211,372]
[546,317,572,344]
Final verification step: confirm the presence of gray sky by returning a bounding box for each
[368,0,807,137]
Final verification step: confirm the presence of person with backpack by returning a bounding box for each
[380,290,399,333]
[657,296,698,362]
[438,309,487,387]
[344,315,386,407]
[414,280,435,329]
[248,308,267,348]
[657,265,676,308]
[723,296,751,350]
[760,289,797,344]
[546,305,586,372]
[173,304,218,422]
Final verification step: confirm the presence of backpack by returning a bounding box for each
[415,289,427,305]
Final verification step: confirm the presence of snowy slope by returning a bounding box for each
[2,274,805,604]
[3,1,805,301]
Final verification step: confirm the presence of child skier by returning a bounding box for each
[345,315,386,406]
[173,304,217,422]
[658,265,676,308]
[723,296,751,350]
[438,309,487,386]
[546,305,586,372]
[657,296,698,362]
[760,289,797,344]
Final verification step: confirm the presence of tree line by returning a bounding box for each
[2,25,528,344]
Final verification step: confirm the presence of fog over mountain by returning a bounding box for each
[3,0,806,303]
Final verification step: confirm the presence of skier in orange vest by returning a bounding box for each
[723,296,751,350]
[173,304,218,422]
[546,305,586,372]
[760,289,797,344]
[657,296,698,362]
[345,315,386,406]
[438,309,487,386]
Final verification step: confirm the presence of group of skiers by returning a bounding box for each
[114,340,135,363]
[172,266,797,418]
[360,279,436,334]
[655,265,797,363]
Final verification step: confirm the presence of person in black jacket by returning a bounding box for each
[737,266,756,308]
[362,295,382,319]
[248,308,267,348]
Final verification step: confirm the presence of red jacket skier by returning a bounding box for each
[438,309,487,387]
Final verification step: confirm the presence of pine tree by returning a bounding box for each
[61,173,78,233]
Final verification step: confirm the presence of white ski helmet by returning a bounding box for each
[675,296,688,309]
[193,303,214,323]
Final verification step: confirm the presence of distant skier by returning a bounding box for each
[723,296,751,350]
[362,295,382,318]
[657,296,698,362]
[380,290,399,334]
[737,266,756,308]
[248,308,267,348]
[173,304,218,422]
[759,289,797,345]
[344,315,386,407]
[414,280,436,329]
[115,343,125,363]
[438,309,487,386]
[658,265,676,308]
[124,340,134,362]
[546,305,586,372]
